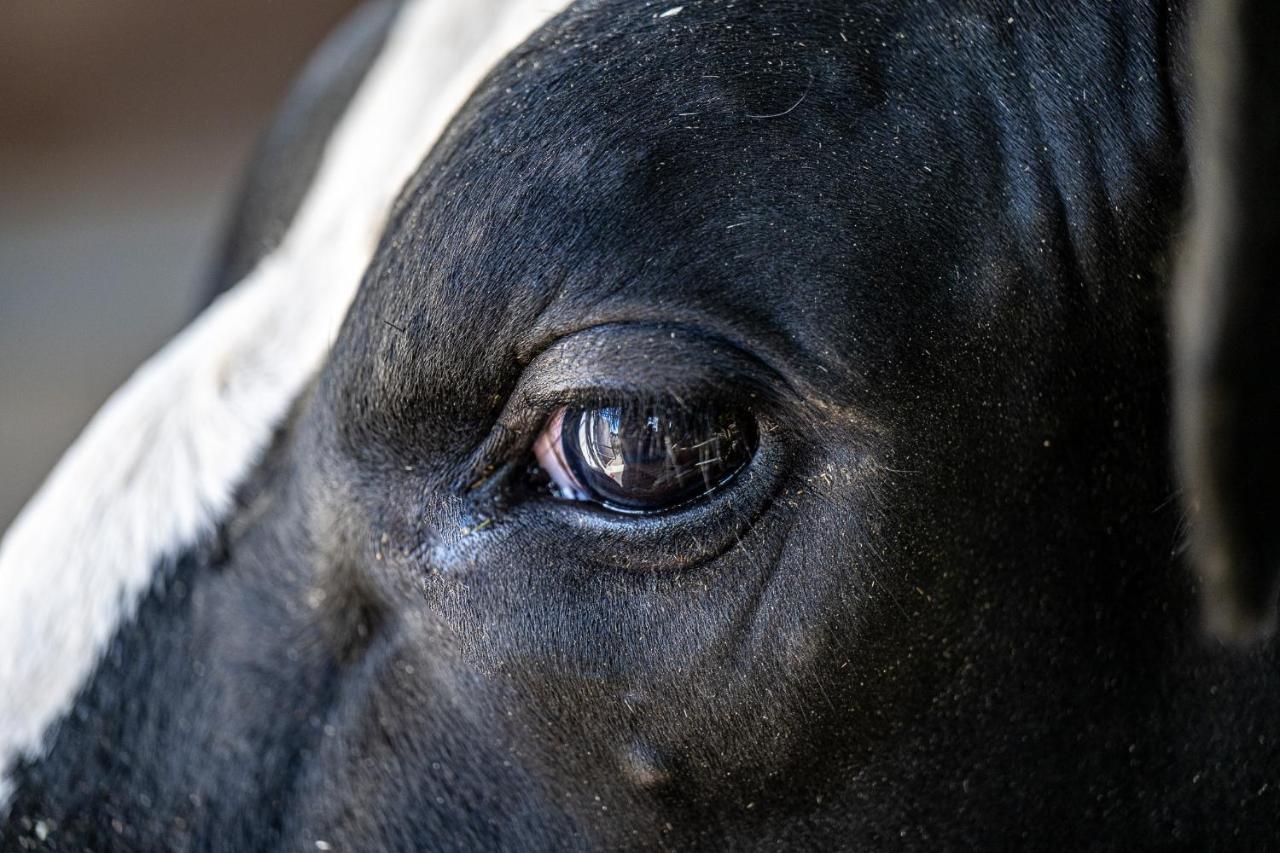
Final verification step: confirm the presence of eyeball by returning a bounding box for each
[532,402,758,514]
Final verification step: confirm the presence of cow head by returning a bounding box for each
[4,0,1279,849]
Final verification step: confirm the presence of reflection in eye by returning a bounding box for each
[532,402,758,513]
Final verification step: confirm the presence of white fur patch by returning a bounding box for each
[0,0,571,812]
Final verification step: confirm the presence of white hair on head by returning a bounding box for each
[0,0,573,811]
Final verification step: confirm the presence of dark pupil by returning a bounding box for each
[561,404,758,512]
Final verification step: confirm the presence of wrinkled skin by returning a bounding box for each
[8,1,1280,850]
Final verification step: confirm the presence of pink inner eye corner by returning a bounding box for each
[532,407,588,501]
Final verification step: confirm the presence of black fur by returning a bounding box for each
[7,1,1280,850]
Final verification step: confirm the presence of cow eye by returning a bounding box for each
[531,402,758,513]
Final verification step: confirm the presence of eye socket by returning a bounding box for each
[531,402,759,514]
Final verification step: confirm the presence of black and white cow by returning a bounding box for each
[2,0,1279,849]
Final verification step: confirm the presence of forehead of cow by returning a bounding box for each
[331,0,1180,436]
[371,13,888,333]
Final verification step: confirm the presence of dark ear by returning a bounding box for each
[1175,0,1280,641]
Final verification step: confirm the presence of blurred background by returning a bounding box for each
[0,0,361,530]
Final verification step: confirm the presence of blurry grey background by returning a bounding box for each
[0,0,360,530]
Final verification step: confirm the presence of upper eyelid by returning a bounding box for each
[504,327,790,433]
